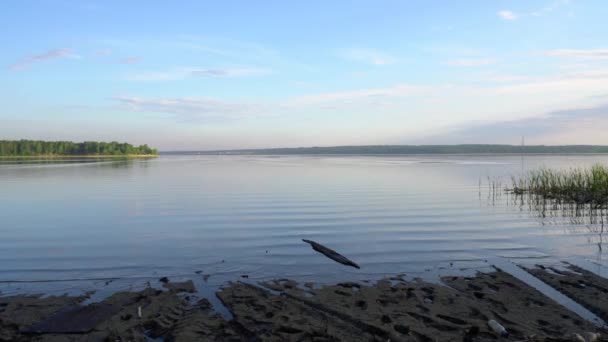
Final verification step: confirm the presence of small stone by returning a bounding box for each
[581,332,600,342]
[570,333,586,342]
[159,277,169,283]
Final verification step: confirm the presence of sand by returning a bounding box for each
[1,271,606,341]
[527,264,608,324]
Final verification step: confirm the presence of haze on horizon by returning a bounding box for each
[2,0,608,151]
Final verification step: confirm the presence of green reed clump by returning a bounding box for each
[510,164,608,205]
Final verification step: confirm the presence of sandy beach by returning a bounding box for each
[2,265,607,341]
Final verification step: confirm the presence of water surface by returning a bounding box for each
[1,155,607,295]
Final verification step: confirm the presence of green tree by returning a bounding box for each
[0,140,158,156]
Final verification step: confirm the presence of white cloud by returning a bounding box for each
[340,48,395,65]
[9,48,80,70]
[126,67,271,81]
[498,10,518,20]
[546,49,608,60]
[114,62,608,149]
[117,96,261,123]
[288,67,608,129]
[446,58,497,67]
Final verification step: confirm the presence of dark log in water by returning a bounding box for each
[302,239,360,269]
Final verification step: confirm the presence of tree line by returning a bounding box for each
[0,140,158,156]
[214,144,608,155]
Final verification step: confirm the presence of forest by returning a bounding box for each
[0,140,158,156]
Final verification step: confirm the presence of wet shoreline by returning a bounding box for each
[2,264,607,341]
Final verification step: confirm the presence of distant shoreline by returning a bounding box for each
[0,140,158,157]
[162,151,608,156]
[162,144,608,156]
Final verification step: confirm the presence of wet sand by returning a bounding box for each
[1,270,606,341]
[527,264,608,324]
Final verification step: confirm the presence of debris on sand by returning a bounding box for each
[487,319,508,337]
[302,239,360,269]
[527,264,608,323]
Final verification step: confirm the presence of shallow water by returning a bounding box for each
[1,154,607,295]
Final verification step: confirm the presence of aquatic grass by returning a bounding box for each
[509,164,608,206]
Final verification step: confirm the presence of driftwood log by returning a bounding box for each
[302,239,360,269]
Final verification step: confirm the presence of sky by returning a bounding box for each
[1,0,608,150]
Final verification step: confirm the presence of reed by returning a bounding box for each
[509,164,608,206]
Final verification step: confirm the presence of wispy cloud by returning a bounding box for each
[446,58,497,67]
[498,10,518,21]
[9,48,79,70]
[427,102,608,144]
[174,36,316,71]
[126,67,271,81]
[289,84,428,106]
[117,96,260,123]
[546,49,608,60]
[530,0,571,17]
[499,0,571,21]
[340,48,395,65]
[478,74,532,83]
[99,35,316,73]
[119,56,142,64]
[192,68,271,77]
[94,49,112,57]
[474,68,608,85]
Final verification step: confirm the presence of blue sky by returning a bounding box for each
[2,0,608,150]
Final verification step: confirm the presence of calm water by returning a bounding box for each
[1,155,607,295]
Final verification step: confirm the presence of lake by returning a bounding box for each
[1,154,607,296]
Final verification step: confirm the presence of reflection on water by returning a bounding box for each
[0,157,147,169]
[503,192,606,263]
[1,154,608,295]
